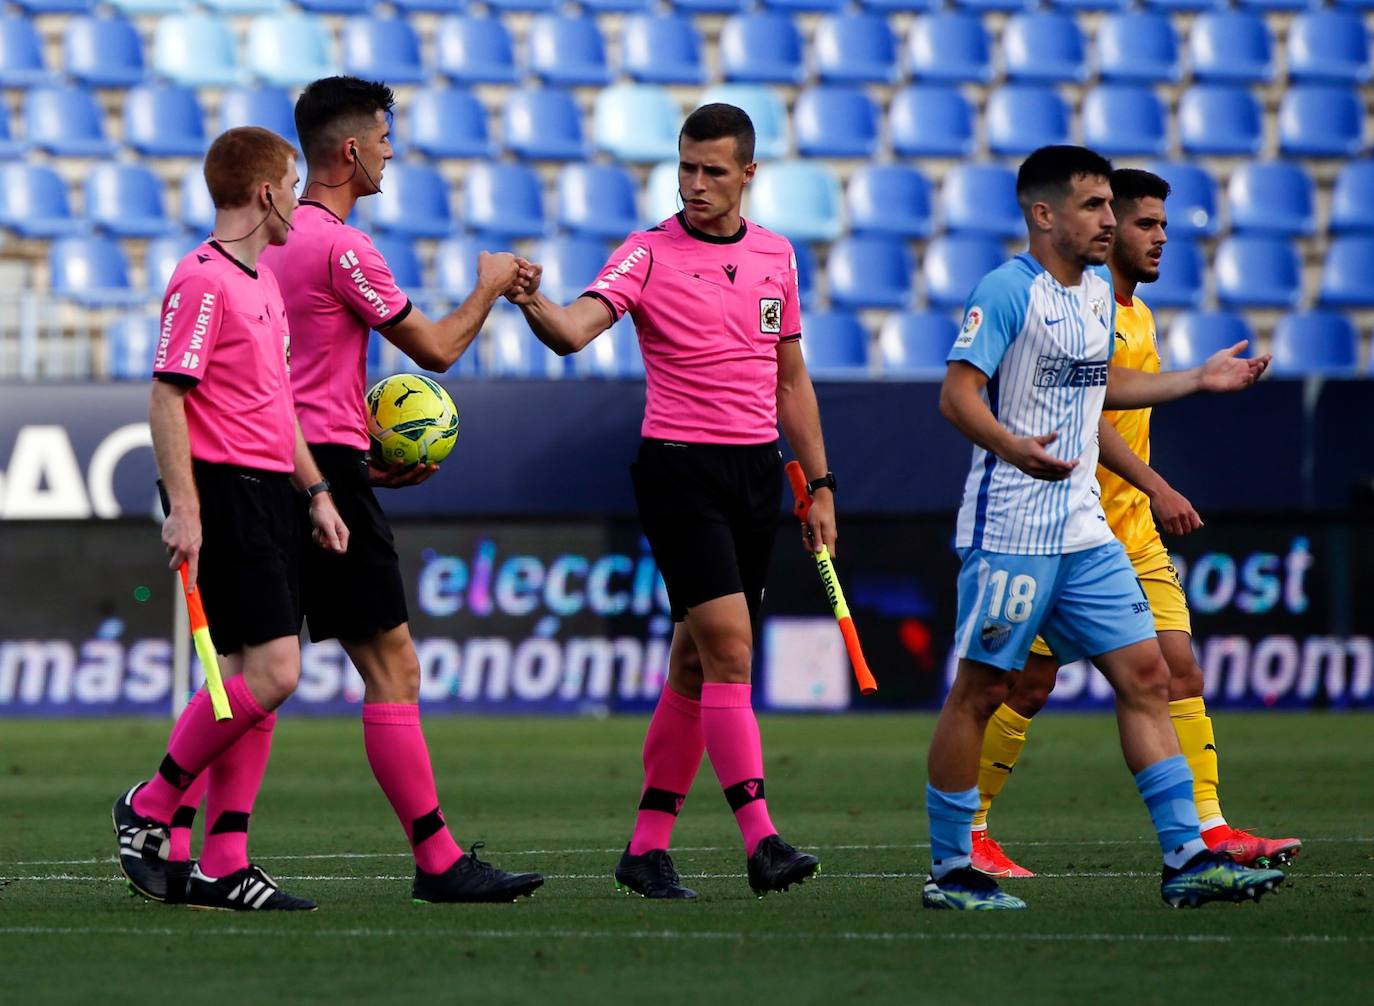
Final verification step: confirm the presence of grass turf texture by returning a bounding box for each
[3,713,1371,1005]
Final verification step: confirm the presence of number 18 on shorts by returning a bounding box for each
[953,542,1158,671]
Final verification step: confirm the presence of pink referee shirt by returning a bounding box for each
[583,213,802,445]
[259,200,412,449]
[152,240,296,472]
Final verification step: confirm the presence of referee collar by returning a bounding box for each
[677,211,747,245]
[208,239,257,279]
[300,198,344,224]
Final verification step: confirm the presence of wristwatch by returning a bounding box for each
[304,479,332,500]
[806,471,837,495]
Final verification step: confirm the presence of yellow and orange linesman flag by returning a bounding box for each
[784,461,878,696]
[178,564,232,721]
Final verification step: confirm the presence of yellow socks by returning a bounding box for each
[1169,696,1225,829]
[973,703,1032,829]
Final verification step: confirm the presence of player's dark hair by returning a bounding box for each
[1016,145,1115,213]
[294,76,396,165]
[204,126,297,209]
[680,103,756,165]
[1110,168,1171,211]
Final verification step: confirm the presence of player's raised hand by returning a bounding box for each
[368,455,438,489]
[504,259,543,306]
[1004,432,1078,481]
[1198,341,1272,392]
[1149,482,1203,536]
[309,495,349,554]
[476,251,520,296]
[162,511,202,590]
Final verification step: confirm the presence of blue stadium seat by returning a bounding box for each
[1188,12,1274,84]
[105,315,160,380]
[1227,162,1315,237]
[890,85,975,158]
[1235,0,1307,11]
[153,14,241,87]
[609,316,645,379]
[698,85,787,160]
[622,14,704,85]
[800,312,870,379]
[433,236,482,299]
[24,87,114,157]
[1319,237,1374,307]
[388,0,452,11]
[110,0,184,13]
[941,164,1022,240]
[1164,312,1253,370]
[144,232,200,291]
[535,236,608,303]
[794,87,880,158]
[814,13,898,84]
[342,16,425,85]
[906,13,992,85]
[923,237,1005,311]
[793,241,818,310]
[86,164,173,238]
[1178,85,1262,157]
[1215,236,1301,309]
[219,86,298,150]
[181,173,215,232]
[1334,0,1374,13]
[464,163,546,240]
[1147,238,1206,308]
[1049,0,1129,10]
[1082,85,1168,157]
[50,236,141,308]
[504,88,586,161]
[593,84,681,163]
[985,86,1070,157]
[484,0,556,10]
[1002,13,1088,84]
[368,235,423,291]
[436,16,517,85]
[878,311,956,379]
[1095,12,1180,84]
[1142,0,1224,11]
[570,314,631,379]
[372,164,451,239]
[203,0,282,12]
[0,110,24,159]
[529,16,610,87]
[1145,161,1219,239]
[13,0,92,13]
[408,87,491,159]
[1271,312,1360,377]
[0,16,54,87]
[673,0,746,12]
[124,85,206,158]
[827,237,914,311]
[861,0,939,10]
[247,14,337,86]
[580,0,651,11]
[643,160,681,224]
[1287,11,1371,85]
[748,162,843,243]
[296,0,370,10]
[557,164,639,240]
[720,14,804,85]
[1330,161,1374,235]
[487,310,566,379]
[0,165,83,238]
[846,165,932,240]
[953,0,1033,12]
[63,15,144,87]
[763,0,844,11]
[1279,86,1366,158]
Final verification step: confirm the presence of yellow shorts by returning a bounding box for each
[1029,542,1191,658]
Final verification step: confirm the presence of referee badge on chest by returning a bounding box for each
[760,297,782,334]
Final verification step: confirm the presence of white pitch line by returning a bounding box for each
[1,926,1370,946]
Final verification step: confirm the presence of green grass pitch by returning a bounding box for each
[3,713,1371,1005]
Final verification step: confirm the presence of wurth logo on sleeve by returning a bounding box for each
[153,292,182,368]
[339,247,391,319]
[594,246,649,290]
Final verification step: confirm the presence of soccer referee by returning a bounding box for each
[508,104,833,899]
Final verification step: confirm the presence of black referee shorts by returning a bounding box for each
[630,438,783,625]
[190,461,300,654]
[299,444,409,644]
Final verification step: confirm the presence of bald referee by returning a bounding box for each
[507,104,833,899]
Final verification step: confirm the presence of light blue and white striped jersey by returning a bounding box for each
[947,253,1118,555]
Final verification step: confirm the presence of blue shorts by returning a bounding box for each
[953,541,1157,671]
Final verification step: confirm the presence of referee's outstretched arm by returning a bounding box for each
[506,262,612,356]
[776,339,837,556]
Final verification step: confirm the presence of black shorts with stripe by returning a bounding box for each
[630,438,783,625]
[191,461,300,654]
[299,444,408,643]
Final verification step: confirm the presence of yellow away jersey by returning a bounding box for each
[1098,295,1160,554]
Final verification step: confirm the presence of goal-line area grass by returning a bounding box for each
[2,713,1370,1005]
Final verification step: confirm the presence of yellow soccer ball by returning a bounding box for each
[365,374,460,466]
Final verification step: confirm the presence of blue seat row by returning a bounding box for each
[3,10,1368,92]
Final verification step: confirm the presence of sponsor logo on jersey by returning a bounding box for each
[1035,356,1108,388]
[953,306,983,348]
[594,246,649,290]
[981,620,1012,653]
[1090,296,1108,329]
[339,248,392,319]
[759,298,782,334]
